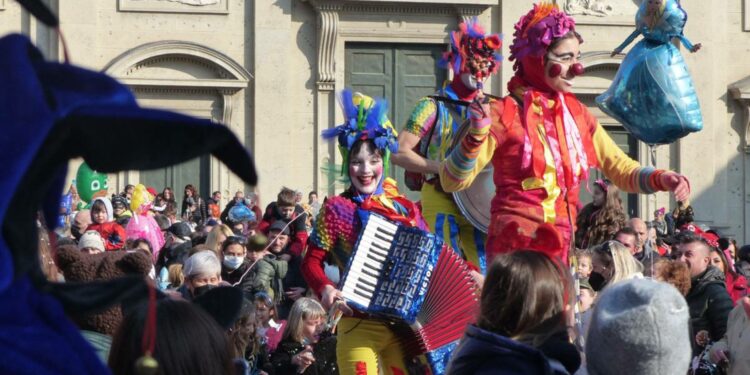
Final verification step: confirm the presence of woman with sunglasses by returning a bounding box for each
[588,240,644,293]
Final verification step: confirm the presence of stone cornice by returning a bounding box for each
[104,40,252,83]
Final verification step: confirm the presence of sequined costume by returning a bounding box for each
[302,91,427,375]
[440,4,676,262]
[401,19,501,274]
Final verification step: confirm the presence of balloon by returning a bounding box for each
[596,0,702,145]
[75,162,109,203]
[228,204,256,223]
[125,215,165,262]
[130,184,154,215]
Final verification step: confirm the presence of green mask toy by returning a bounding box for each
[75,162,109,204]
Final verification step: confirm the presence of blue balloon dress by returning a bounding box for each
[596,0,703,145]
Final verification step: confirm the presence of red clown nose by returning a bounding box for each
[570,63,584,76]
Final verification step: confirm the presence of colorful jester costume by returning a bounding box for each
[302,90,428,375]
[402,19,501,274]
[440,4,678,263]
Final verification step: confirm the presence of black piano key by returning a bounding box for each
[374,232,391,243]
[358,276,377,289]
[363,268,379,279]
[376,225,396,236]
[367,252,385,263]
[354,288,372,300]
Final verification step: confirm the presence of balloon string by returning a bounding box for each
[649,144,657,168]
[55,27,70,63]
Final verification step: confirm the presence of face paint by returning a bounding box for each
[349,145,384,195]
[543,37,583,93]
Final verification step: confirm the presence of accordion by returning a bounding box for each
[339,211,480,373]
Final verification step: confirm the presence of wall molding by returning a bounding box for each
[117,0,229,15]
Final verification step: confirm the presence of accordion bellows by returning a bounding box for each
[340,211,480,373]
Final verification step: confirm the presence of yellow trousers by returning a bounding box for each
[336,317,407,375]
[420,183,487,273]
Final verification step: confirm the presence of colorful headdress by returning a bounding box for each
[440,18,502,78]
[322,90,398,178]
[509,2,578,72]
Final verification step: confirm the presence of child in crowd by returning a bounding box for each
[268,220,308,320]
[255,292,287,354]
[270,297,338,375]
[579,278,596,313]
[221,236,277,297]
[575,179,628,249]
[575,248,593,279]
[86,197,126,251]
[259,187,308,257]
[78,230,106,255]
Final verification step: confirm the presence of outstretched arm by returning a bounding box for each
[611,29,642,56]
[592,122,690,201]
[676,34,701,52]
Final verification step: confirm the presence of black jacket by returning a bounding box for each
[686,266,733,353]
[448,325,579,375]
[270,336,338,375]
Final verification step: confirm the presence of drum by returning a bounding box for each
[447,96,498,234]
[452,167,494,233]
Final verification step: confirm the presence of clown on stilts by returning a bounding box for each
[439,3,691,262]
[394,19,502,274]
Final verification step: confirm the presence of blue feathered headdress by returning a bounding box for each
[321,89,399,178]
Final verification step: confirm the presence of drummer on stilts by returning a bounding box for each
[393,18,501,274]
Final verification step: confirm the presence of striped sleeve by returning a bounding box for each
[404,97,438,137]
[592,123,667,194]
[439,116,496,192]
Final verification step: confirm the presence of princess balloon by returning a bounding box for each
[596,0,703,145]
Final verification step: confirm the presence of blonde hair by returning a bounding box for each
[167,264,184,288]
[282,297,326,343]
[594,241,643,285]
[205,224,233,256]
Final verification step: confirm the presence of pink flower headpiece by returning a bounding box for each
[440,17,502,78]
[594,179,610,193]
[508,2,578,71]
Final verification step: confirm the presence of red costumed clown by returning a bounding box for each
[439,3,690,262]
[394,18,501,274]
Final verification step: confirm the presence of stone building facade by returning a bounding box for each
[2,0,750,242]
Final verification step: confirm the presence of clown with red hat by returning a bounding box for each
[439,3,691,263]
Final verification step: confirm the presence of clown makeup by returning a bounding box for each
[349,142,384,196]
[544,37,582,93]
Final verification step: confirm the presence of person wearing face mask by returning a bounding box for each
[393,19,501,275]
[438,3,690,264]
[178,250,223,300]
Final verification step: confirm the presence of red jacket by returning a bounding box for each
[86,222,126,251]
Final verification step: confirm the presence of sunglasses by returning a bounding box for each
[225,235,247,245]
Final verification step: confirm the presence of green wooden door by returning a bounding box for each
[140,155,210,205]
[345,43,446,200]
[579,126,639,218]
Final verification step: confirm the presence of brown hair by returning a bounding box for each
[655,260,691,296]
[277,187,297,208]
[478,250,573,347]
[575,180,627,248]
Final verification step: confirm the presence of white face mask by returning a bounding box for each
[223,255,244,270]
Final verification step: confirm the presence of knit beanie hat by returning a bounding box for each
[78,231,105,252]
[586,278,691,375]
